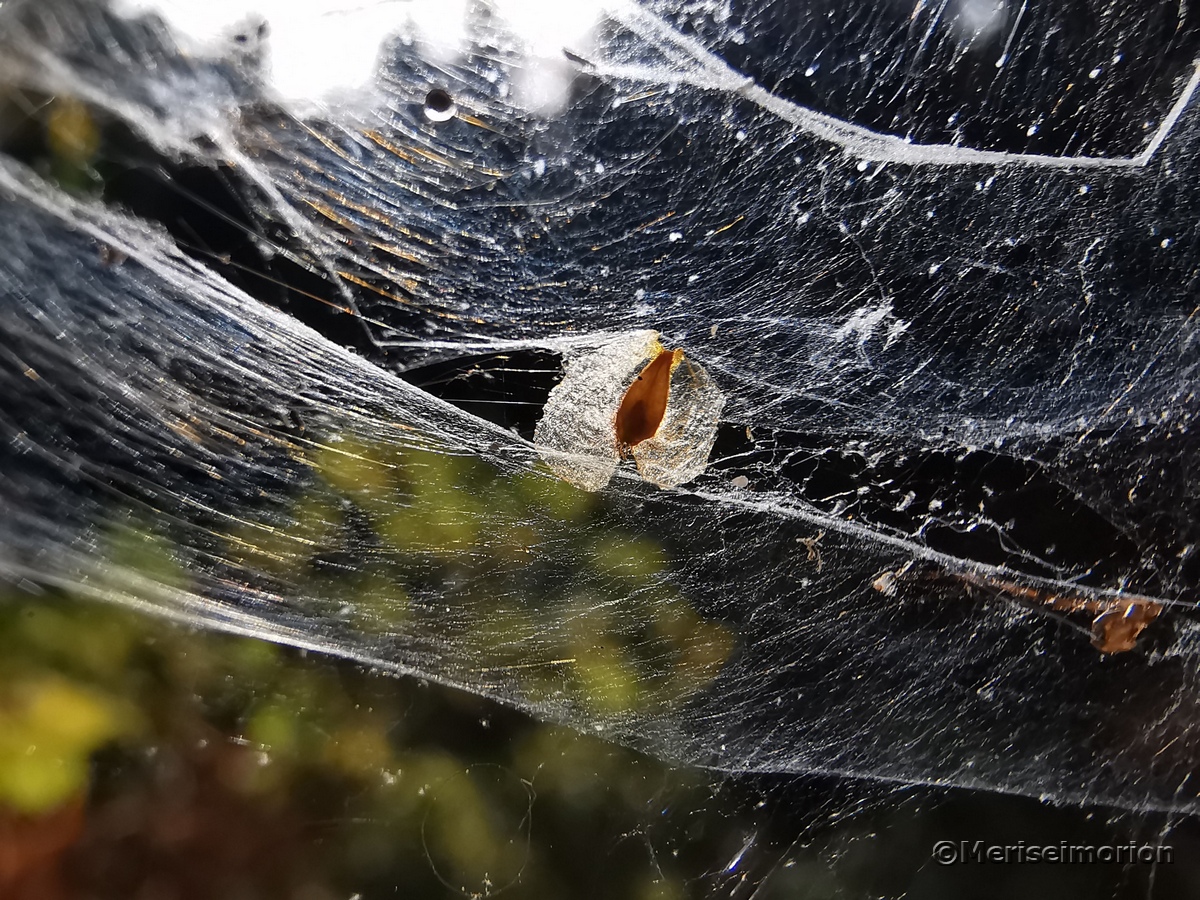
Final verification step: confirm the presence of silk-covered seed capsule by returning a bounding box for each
[534,331,724,491]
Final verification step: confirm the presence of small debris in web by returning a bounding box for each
[534,330,725,491]
[798,532,825,572]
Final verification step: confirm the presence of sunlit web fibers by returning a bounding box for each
[5,0,1200,817]
[0,159,735,728]
[20,0,1199,501]
[5,161,1200,814]
[234,122,1200,598]
[8,0,1200,438]
[222,22,885,359]
[225,23,1200,600]
[702,425,1166,590]
[224,32,595,340]
[660,0,1200,158]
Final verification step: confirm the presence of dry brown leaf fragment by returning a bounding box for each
[872,562,1164,654]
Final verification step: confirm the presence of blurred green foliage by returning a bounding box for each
[0,426,747,898]
[0,581,753,899]
[220,433,737,719]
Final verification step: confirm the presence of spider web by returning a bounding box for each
[1,0,1199,823]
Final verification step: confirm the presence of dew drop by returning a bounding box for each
[423,89,456,122]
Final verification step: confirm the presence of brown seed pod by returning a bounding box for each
[534,331,724,491]
[615,347,683,451]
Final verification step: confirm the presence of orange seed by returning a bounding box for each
[614,348,682,450]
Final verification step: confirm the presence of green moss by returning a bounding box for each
[510,470,596,523]
[246,703,300,756]
[0,421,747,892]
[323,719,396,778]
[0,676,136,813]
[416,761,531,896]
[314,435,402,499]
[8,605,137,682]
[590,534,667,582]
[638,876,686,900]
[566,603,644,716]
[102,517,188,593]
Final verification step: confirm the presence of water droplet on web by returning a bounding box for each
[534,331,725,491]
[422,88,456,122]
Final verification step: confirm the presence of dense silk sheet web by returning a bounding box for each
[1,0,1199,816]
